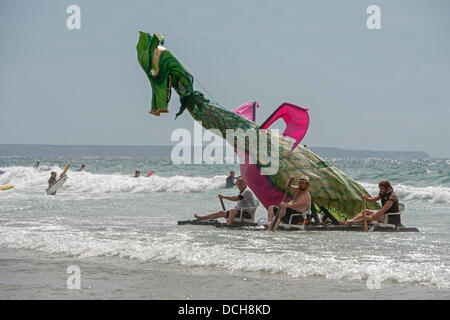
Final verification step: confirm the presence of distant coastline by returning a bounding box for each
[309,146,430,159]
[0,144,431,159]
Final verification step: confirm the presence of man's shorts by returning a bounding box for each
[225,209,252,220]
[273,206,304,224]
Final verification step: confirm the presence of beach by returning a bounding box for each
[1,155,449,299]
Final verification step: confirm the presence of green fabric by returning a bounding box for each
[137,31,193,116]
[137,32,381,219]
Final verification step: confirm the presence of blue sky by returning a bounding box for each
[0,0,449,157]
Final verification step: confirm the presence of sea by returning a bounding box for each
[0,148,449,299]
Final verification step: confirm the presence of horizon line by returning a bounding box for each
[0,143,432,156]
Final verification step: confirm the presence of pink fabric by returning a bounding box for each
[235,151,291,209]
[229,102,308,208]
[232,101,259,122]
[240,162,290,209]
[260,103,309,151]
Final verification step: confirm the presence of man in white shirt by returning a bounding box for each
[195,178,255,225]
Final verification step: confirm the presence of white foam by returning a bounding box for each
[0,223,448,289]
[0,166,226,194]
[361,182,450,205]
[1,166,449,203]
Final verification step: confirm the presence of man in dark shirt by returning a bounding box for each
[341,180,400,226]
[48,172,57,188]
[226,171,236,188]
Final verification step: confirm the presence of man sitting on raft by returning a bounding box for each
[264,175,312,228]
[194,178,256,225]
[341,180,400,226]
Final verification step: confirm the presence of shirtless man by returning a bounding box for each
[265,175,312,228]
[341,180,400,226]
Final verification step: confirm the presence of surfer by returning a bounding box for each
[194,178,256,225]
[341,180,400,226]
[46,165,68,196]
[264,175,312,228]
[76,164,86,172]
[134,171,141,178]
[34,161,51,171]
[226,171,236,188]
[48,172,57,189]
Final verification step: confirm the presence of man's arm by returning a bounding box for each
[362,194,380,203]
[373,199,393,218]
[283,176,295,191]
[219,194,240,202]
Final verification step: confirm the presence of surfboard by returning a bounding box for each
[60,161,70,177]
[0,185,14,191]
[46,175,68,195]
[146,170,154,177]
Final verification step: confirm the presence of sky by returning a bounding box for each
[0,0,449,157]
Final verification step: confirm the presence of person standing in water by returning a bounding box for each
[34,161,50,171]
[226,171,236,188]
[76,164,86,172]
[134,171,141,178]
[47,171,58,195]
[48,172,57,188]
[47,168,67,196]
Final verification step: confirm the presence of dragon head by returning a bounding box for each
[137,31,194,116]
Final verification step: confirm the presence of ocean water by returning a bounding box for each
[0,155,449,299]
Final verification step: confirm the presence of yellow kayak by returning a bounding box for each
[0,185,14,191]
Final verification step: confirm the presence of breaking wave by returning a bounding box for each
[1,166,449,203]
[361,182,450,205]
[0,166,226,193]
[0,222,448,289]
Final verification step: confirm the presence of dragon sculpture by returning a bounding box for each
[137,31,380,220]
